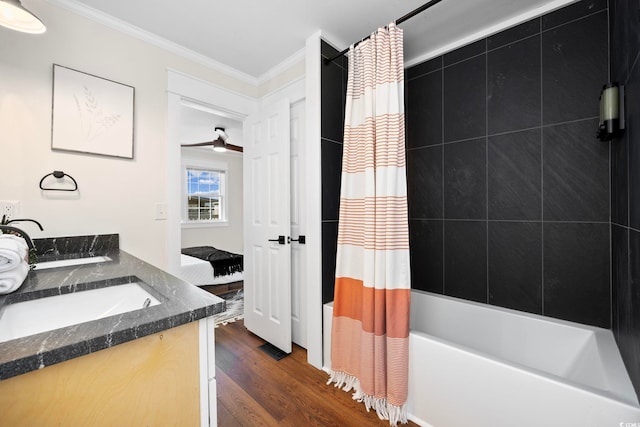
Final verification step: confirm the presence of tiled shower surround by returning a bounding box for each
[405,0,610,328]
[321,0,640,401]
[322,0,611,326]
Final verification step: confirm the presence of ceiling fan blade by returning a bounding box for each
[180,141,214,147]
[180,140,244,153]
[226,144,244,153]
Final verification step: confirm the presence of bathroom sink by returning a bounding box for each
[35,256,112,270]
[0,282,160,343]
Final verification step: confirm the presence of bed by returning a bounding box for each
[179,246,244,289]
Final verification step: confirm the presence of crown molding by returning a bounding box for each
[167,67,257,103]
[256,48,305,85]
[260,75,305,106]
[46,0,260,86]
[167,68,257,119]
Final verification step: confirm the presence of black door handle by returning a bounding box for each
[291,235,306,244]
[268,235,286,245]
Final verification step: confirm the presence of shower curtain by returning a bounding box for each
[328,23,411,426]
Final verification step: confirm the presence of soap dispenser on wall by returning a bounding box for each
[597,82,625,141]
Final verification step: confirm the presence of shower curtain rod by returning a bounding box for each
[323,0,444,65]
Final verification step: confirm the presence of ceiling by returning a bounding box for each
[66,0,575,80]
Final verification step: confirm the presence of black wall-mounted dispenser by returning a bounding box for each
[597,82,625,141]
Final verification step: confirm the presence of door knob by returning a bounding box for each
[291,235,306,244]
[268,235,286,245]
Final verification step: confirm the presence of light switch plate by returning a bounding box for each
[155,202,167,220]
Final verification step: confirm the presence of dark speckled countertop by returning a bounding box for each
[0,234,225,380]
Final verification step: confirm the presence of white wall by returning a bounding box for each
[0,1,256,269]
[180,150,244,254]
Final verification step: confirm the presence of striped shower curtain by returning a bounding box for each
[328,23,410,426]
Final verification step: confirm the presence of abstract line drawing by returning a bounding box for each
[52,64,134,159]
[74,85,121,143]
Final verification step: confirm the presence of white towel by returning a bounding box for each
[0,261,29,294]
[0,235,29,273]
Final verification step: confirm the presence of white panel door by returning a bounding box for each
[290,100,306,348]
[243,98,292,353]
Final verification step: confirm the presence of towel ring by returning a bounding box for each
[39,170,78,192]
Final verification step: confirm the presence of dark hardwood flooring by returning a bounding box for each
[202,280,243,296]
[215,320,419,427]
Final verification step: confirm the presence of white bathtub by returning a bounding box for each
[323,291,640,427]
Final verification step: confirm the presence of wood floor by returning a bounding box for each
[201,280,243,296]
[215,320,419,427]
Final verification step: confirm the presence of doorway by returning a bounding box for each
[179,103,245,258]
[167,71,308,351]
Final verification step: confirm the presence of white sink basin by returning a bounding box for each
[35,256,112,270]
[0,283,161,343]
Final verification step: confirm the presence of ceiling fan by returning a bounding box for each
[180,127,243,153]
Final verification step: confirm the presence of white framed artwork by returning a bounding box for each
[51,64,134,159]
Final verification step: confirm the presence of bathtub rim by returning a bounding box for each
[411,289,611,334]
[409,290,640,408]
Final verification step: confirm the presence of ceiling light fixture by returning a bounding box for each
[213,127,228,153]
[0,0,46,34]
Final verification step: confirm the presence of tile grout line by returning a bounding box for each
[486,31,541,54]
[626,34,632,340]
[629,50,640,82]
[405,115,600,152]
[408,218,612,224]
[485,38,490,305]
[406,64,442,82]
[542,7,608,34]
[441,58,446,296]
[607,1,613,331]
[540,18,545,317]
[321,136,343,145]
[443,48,486,70]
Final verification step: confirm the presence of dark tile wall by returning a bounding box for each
[406,0,611,328]
[610,0,640,400]
[320,40,346,304]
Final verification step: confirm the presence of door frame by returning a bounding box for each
[303,32,324,369]
[166,69,320,365]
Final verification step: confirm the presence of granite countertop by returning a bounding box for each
[0,234,225,381]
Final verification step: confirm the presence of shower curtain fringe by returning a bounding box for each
[327,370,408,426]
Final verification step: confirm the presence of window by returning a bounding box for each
[185,167,226,223]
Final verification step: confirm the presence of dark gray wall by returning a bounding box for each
[610,0,640,400]
[320,41,346,304]
[406,0,611,328]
